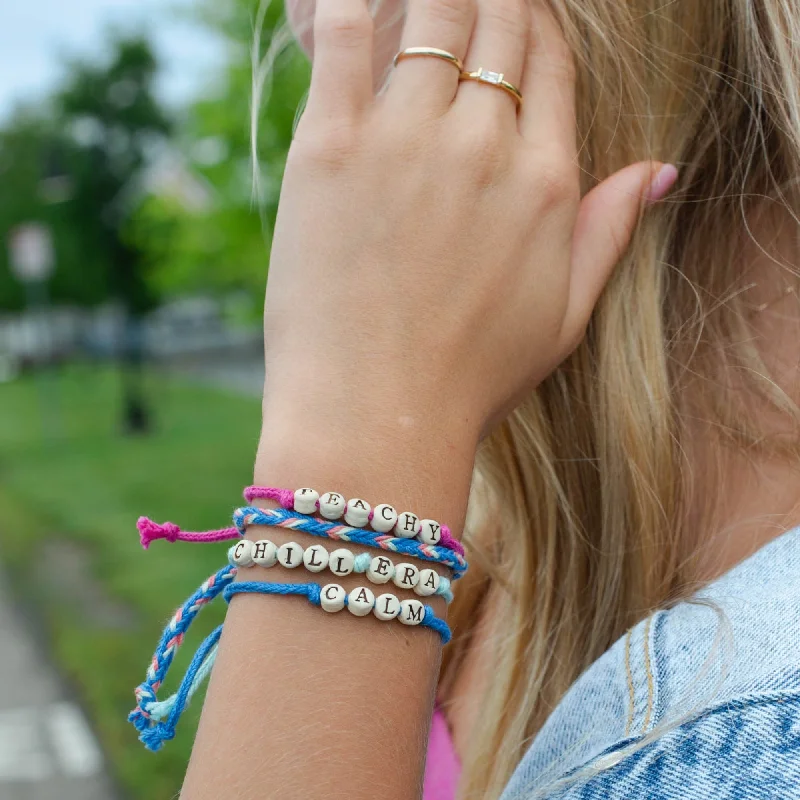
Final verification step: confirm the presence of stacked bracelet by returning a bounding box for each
[228,540,453,602]
[224,581,451,642]
[234,506,467,577]
[244,485,465,557]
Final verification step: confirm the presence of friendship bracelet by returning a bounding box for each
[228,540,454,603]
[234,506,467,577]
[128,563,237,751]
[223,581,452,644]
[243,485,465,557]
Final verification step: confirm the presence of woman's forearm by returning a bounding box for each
[181,402,479,799]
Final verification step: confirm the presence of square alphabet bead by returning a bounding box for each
[414,568,440,597]
[394,511,422,539]
[303,544,330,573]
[329,548,355,577]
[294,488,319,515]
[370,503,398,533]
[320,583,346,612]
[347,586,375,617]
[399,599,425,626]
[277,542,304,568]
[252,539,277,567]
[319,491,346,519]
[344,498,371,528]
[367,555,394,584]
[373,593,401,621]
[392,562,420,590]
[231,539,255,567]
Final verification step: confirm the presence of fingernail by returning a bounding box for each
[644,163,678,205]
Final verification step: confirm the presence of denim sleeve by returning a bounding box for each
[524,693,800,800]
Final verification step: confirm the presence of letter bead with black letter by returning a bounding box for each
[344,497,371,528]
[303,544,330,573]
[414,568,440,597]
[319,491,346,519]
[277,541,304,568]
[293,488,319,515]
[232,539,255,567]
[373,593,401,621]
[392,563,420,590]
[347,586,375,617]
[418,519,442,546]
[252,539,277,567]
[329,548,355,577]
[399,599,425,626]
[394,511,421,539]
[370,503,398,533]
[320,583,346,612]
[367,555,394,584]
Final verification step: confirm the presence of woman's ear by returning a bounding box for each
[286,0,405,93]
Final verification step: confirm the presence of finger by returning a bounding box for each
[454,0,530,120]
[562,163,679,342]
[518,2,575,148]
[387,0,477,114]
[306,0,375,119]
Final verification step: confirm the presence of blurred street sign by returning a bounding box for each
[8,223,55,283]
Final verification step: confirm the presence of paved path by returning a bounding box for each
[0,567,117,800]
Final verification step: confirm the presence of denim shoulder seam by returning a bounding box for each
[550,686,800,788]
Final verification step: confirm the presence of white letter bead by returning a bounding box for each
[329,548,355,577]
[414,568,440,597]
[399,599,425,626]
[320,584,346,612]
[231,539,254,567]
[277,542,304,569]
[367,555,394,584]
[394,511,421,539]
[343,498,371,528]
[418,519,442,546]
[293,488,319,515]
[373,593,401,621]
[252,539,277,567]
[319,491,346,519]
[371,503,398,533]
[392,563,420,590]
[347,586,375,617]
[303,544,330,573]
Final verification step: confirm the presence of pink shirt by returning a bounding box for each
[423,706,460,800]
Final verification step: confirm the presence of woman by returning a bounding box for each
[177,0,800,797]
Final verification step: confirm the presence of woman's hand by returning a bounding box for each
[263,0,675,449]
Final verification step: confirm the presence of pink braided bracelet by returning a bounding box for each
[243,486,465,557]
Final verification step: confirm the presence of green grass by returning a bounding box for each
[0,362,262,799]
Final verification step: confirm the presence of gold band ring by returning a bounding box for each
[460,67,523,107]
[393,47,464,72]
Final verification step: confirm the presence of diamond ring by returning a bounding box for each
[460,67,522,107]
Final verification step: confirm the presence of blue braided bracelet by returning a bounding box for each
[234,505,467,578]
[224,580,452,643]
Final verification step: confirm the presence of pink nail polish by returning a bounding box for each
[645,163,679,205]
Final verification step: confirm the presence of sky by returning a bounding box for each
[0,0,227,122]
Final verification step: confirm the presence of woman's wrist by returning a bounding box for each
[255,394,480,540]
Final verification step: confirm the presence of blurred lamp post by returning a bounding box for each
[7,222,59,436]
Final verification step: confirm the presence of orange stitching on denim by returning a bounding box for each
[642,615,655,731]
[624,628,635,737]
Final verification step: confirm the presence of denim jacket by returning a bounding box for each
[499,525,800,799]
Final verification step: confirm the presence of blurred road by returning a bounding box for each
[0,568,117,800]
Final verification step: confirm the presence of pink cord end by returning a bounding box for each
[243,486,295,509]
[138,517,181,549]
[439,526,465,556]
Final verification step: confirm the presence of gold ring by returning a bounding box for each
[460,67,522,107]
[393,47,464,72]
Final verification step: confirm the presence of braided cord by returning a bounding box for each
[224,581,452,644]
[234,506,467,577]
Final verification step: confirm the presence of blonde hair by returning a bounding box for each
[258,0,800,796]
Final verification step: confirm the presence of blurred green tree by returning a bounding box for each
[126,0,310,309]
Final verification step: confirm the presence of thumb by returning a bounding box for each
[563,161,678,338]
